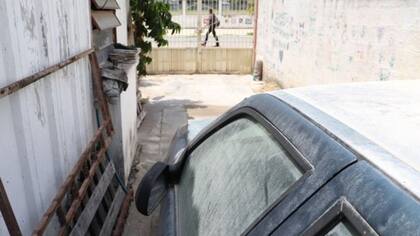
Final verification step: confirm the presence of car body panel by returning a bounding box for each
[155,81,420,236]
[159,94,358,236]
[271,80,420,199]
[272,161,420,236]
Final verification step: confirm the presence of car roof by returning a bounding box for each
[270,80,420,199]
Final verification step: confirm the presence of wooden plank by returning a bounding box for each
[33,121,110,236]
[0,179,22,236]
[58,137,112,236]
[91,0,120,10]
[69,163,116,236]
[0,48,94,99]
[99,187,125,236]
[92,11,121,31]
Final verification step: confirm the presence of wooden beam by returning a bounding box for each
[0,48,94,99]
[99,187,126,236]
[0,179,22,236]
[70,163,116,236]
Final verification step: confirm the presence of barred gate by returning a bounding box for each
[146,0,255,74]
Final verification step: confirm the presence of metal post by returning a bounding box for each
[218,0,222,18]
[197,0,203,72]
[182,0,186,16]
[0,179,22,236]
[252,0,259,67]
[197,0,203,45]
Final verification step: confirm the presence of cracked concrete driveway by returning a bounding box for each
[123,74,256,236]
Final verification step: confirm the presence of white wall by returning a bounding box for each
[0,0,94,235]
[116,0,138,181]
[116,0,129,45]
[256,0,420,87]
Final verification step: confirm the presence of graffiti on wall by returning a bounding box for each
[256,0,415,87]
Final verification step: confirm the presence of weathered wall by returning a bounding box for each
[256,0,420,87]
[0,0,93,235]
[116,0,138,181]
[147,48,253,74]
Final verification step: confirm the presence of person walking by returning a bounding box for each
[201,9,219,47]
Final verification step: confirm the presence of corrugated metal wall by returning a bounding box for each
[0,0,95,234]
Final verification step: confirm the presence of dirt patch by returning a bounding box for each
[187,105,230,119]
[252,80,282,93]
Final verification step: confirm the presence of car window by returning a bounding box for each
[177,117,303,236]
[324,220,360,236]
[301,198,378,236]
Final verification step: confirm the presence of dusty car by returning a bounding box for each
[135,80,420,236]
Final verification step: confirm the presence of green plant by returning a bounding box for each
[130,0,181,76]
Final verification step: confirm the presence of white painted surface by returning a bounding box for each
[256,0,420,87]
[116,0,138,181]
[272,80,420,199]
[0,0,94,234]
[120,65,138,181]
[116,0,128,45]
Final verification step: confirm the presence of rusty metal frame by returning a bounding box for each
[33,51,115,235]
[32,120,111,235]
[112,189,133,236]
[90,53,114,134]
[57,136,112,235]
[0,48,95,99]
[0,178,22,236]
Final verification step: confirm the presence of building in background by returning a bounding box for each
[255,0,420,87]
[0,0,137,234]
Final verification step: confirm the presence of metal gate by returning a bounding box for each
[146,0,255,74]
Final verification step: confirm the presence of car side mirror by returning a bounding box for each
[135,162,169,216]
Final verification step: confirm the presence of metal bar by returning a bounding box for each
[182,0,186,16]
[58,137,112,236]
[252,0,259,67]
[111,189,133,236]
[89,53,114,135]
[0,179,22,236]
[0,48,94,99]
[218,0,222,17]
[32,120,110,236]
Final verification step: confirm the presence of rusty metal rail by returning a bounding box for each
[0,178,22,236]
[32,120,111,235]
[33,51,118,235]
[112,189,133,236]
[0,48,94,99]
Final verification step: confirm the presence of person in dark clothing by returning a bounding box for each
[202,9,219,47]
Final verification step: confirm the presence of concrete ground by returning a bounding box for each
[122,74,257,235]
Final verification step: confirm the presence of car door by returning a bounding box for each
[271,161,420,236]
[161,94,358,235]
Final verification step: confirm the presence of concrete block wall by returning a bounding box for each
[146,48,253,74]
[256,0,420,88]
